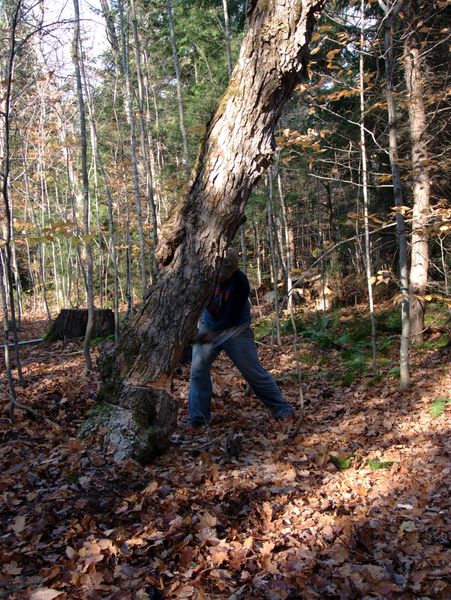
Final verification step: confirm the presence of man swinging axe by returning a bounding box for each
[184,248,294,431]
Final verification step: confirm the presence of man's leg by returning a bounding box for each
[222,326,293,418]
[187,338,220,426]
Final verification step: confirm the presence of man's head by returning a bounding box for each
[218,248,239,283]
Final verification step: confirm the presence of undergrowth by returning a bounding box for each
[253,302,449,386]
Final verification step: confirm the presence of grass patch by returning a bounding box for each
[252,318,273,340]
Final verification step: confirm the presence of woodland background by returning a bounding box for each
[0,0,450,598]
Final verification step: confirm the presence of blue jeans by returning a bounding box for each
[188,322,293,426]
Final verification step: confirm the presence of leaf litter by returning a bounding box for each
[0,316,449,599]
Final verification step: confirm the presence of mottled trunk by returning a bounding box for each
[118,0,147,297]
[72,0,95,373]
[359,0,377,370]
[404,17,430,343]
[379,0,410,388]
[97,0,325,462]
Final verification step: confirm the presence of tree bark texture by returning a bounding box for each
[404,18,431,343]
[379,0,410,388]
[98,0,325,462]
[46,309,114,342]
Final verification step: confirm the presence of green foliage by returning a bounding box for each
[91,334,115,346]
[301,314,339,349]
[416,334,450,351]
[430,397,450,418]
[252,318,273,340]
[388,366,401,379]
[376,309,402,334]
[368,459,394,471]
[329,454,354,469]
[424,301,451,328]
[378,336,397,356]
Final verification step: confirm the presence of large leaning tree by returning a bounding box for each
[93,0,326,463]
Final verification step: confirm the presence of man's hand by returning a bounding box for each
[191,331,217,344]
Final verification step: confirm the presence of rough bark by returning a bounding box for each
[46,309,114,342]
[98,0,325,463]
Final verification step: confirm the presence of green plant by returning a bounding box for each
[376,309,402,333]
[430,397,450,418]
[368,459,394,471]
[388,366,401,379]
[91,334,115,346]
[424,300,451,328]
[253,318,273,340]
[416,335,450,351]
[329,454,354,469]
[378,335,397,355]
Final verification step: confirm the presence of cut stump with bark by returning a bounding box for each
[46,309,114,342]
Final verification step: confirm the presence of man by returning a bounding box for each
[186,248,294,429]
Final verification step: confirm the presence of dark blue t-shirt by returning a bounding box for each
[202,269,251,332]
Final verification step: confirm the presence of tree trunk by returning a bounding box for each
[72,0,95,373]
[46,309,114,342]
[379,0,410,388]
[167,1,190,172]
[359,0,377,370]
[118,0,147,298]
[97,0,325,463]
[131,0,159,253]
[404,5,431,343]
[267,172,282,345]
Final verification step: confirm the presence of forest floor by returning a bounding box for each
[0,304,450,600]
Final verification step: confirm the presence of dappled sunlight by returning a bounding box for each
[1,312,449,597]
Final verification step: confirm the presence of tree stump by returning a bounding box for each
[45,309,114,342]
[78,384,178,463]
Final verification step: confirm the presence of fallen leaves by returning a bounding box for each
[30,590,63,600]
[0,316,449,598]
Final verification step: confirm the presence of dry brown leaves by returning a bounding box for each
[0,316,449,599]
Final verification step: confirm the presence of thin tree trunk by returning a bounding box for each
[131,0,159,255]
[82,68,120,340]
[1,0,23,386]
[167,1,190,172]
[404,5,431,344]
[379,0,410,388]
[360,0,377,370]
[316,177,327,312]
[253,221,262,287]
[0,249,19,421]
[222,0,233,76]
[267,174,281,345]
[277,170,294,312]
[118,0,147,297]
[72,0,95,373]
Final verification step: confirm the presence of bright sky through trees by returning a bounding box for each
[39,0,107,76]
